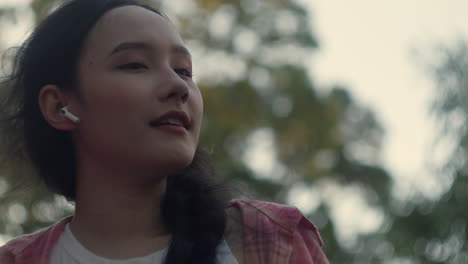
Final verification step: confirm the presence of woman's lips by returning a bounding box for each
[150,110,190,129]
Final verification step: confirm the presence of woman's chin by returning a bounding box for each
[152,150,196,173]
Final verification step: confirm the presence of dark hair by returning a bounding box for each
[0,0,229,263]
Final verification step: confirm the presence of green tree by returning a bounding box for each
[0,0,394,262]
[365,40,468,264]
[403,40,468,263]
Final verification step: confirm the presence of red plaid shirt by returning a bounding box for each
[0,199,328,263]
[229,199,329,264]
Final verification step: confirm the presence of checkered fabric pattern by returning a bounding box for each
[0,199,329,264]
[229,199,329,264]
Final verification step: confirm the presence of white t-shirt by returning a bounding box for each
[50,223,239,264]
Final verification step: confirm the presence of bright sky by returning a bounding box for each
[298,0,468,194]
[287,0,468,244]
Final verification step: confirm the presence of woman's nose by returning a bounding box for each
[158,68,189,103]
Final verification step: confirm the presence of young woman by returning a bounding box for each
[0,0,329,263]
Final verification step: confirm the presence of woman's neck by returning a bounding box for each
[69,160,171,259]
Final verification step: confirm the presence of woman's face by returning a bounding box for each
[72,6,203,175]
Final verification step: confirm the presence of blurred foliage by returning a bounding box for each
[404,40,468,263]
[0,0,414,263]
[355,40,468,264]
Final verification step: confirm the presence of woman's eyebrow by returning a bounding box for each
[107,42,191,58]
[108,41,152,57]
[171,45,191,58]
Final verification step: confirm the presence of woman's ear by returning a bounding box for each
[38,84,80,131]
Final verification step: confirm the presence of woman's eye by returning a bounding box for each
[174,68,193,78]
[117,62,148,70]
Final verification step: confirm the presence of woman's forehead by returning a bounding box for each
[82,5,183,57]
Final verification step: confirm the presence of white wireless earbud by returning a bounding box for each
[60,106,80,123]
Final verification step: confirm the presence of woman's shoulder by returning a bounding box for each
[0,216,72,263]
[228,198,323,243]
[227,198,329,264]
